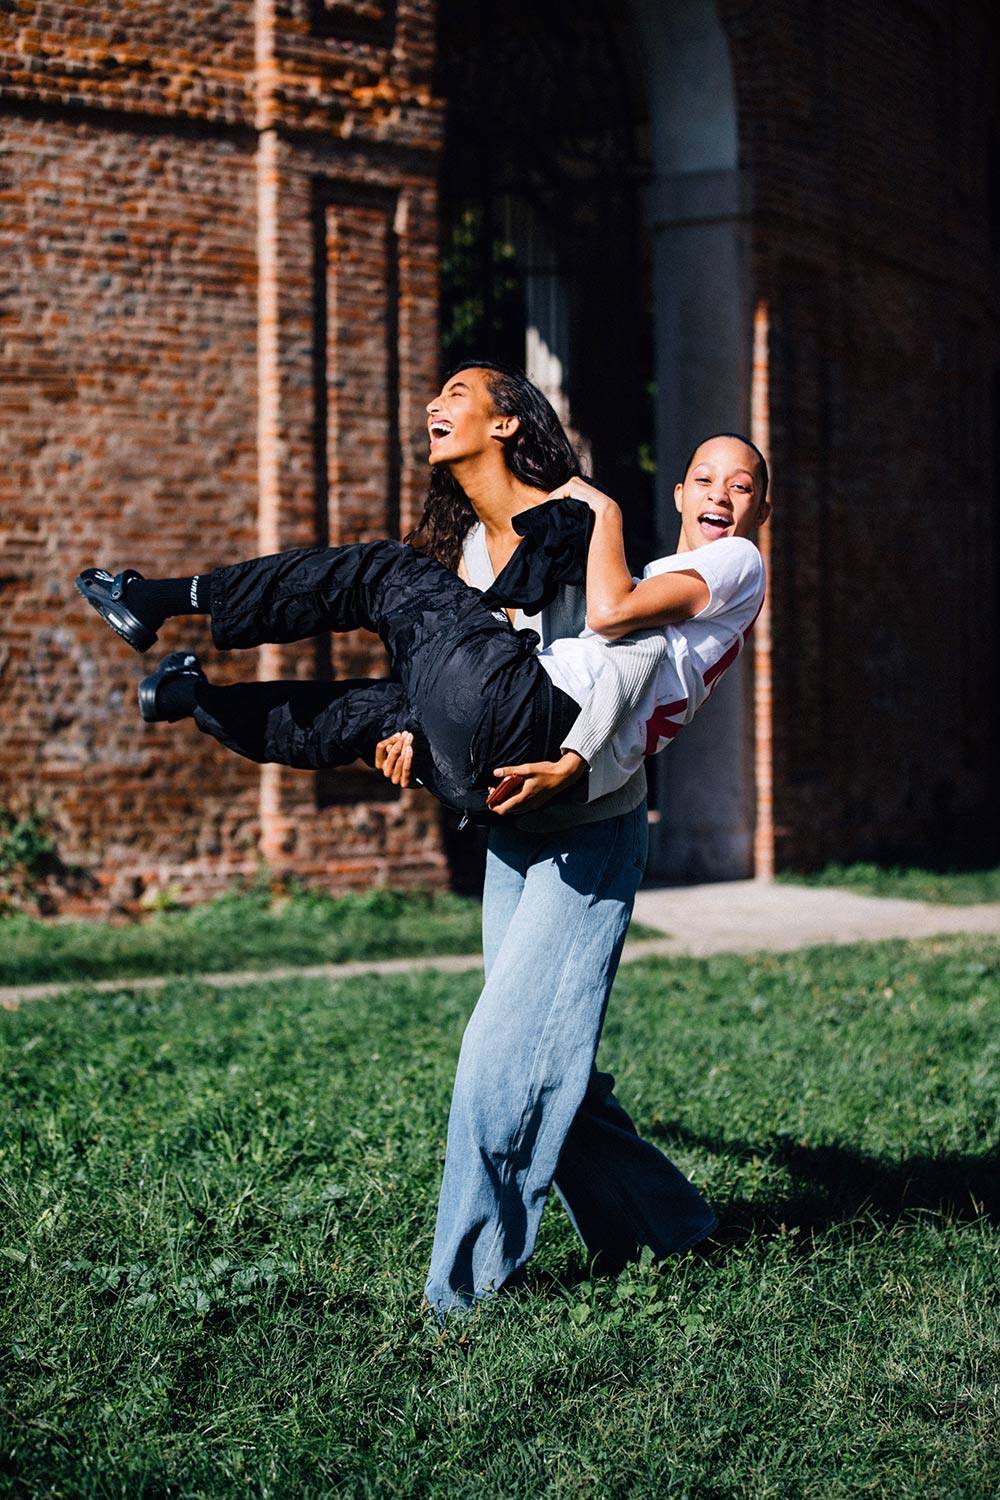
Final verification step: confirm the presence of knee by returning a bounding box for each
[450,1024,517,1148]
[451,1015,496,1106]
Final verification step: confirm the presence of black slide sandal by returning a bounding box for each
[75,568,158,652]
[138,652,205,722]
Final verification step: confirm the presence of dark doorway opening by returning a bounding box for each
[435,0,658,564]
[434,0,658,890]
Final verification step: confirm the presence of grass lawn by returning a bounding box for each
[2,934,998,1497]
[0,886,663,989]
[0,887,488,988]
[780,862,1000,906]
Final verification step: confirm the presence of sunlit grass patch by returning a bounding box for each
[780,862,1000,905]
[1,935,998,1496]
[0,885,486,986]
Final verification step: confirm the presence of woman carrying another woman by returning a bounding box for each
[76,362,768,1321]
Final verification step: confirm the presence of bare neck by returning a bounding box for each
[450,453,547,538]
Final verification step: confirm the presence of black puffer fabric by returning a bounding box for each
[193,537,581,815]
[481,497,593,616]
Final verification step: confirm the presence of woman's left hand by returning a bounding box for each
[545,476,620,517]
[488,751,588,815]
[375,730,413,787]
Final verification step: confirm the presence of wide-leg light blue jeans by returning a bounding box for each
[423,804,717,1320]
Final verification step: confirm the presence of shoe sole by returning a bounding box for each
[137,675,161,722]
[74,575,158,653]
[138,654,203,723]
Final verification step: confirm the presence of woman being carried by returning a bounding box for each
[74,435,767,821]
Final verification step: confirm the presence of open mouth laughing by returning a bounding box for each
[697,510,733,539]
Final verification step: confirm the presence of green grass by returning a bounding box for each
[2,934,998,1496]
[781,862,1000,905]
[0,888,663,989]
[0,887,488,987]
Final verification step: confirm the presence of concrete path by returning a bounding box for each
[1,881,997,1009]
[631,879,1000,956]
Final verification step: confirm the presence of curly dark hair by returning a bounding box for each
[403,359,581,570]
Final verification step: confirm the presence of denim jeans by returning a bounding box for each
[423,804,717,1321]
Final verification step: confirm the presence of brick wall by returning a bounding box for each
[720,0,998,869]
[0,2,255,123]
[1,1,447,911]
[1,114,263,908]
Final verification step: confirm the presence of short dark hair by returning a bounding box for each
[683,432,769,504]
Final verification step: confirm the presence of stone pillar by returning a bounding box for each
[629,0,756,882]
[646,166,755,881]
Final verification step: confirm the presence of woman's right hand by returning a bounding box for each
[546,475,621,519]
[375,730,413,788]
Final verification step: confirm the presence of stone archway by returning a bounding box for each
[437,0,756,882]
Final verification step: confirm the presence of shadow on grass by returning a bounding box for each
[650,1120,1000,1246]
[519,1129,1000,1298]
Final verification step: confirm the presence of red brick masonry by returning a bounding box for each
[1,1,447,910]
[1,1,997,908]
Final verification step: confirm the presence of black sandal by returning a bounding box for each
[75,568,157,652]
[138,652,205,723]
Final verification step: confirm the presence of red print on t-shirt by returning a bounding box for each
[643,601,763,756]
[644,699,688,755]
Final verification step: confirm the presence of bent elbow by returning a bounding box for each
[586,604,615,636]
[586,606,631,640]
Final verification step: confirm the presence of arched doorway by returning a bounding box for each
[436,0,755,880]
[434,0,658,561]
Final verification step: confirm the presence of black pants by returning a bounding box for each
[192,540,581,815]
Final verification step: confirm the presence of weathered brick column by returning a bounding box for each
[751,299,774,882]
[249,0,446,888]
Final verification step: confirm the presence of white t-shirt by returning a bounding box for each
[460,519,648,822]
[538,536,766,800]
